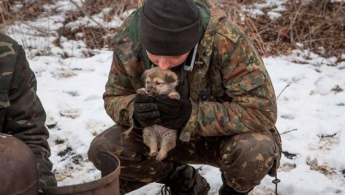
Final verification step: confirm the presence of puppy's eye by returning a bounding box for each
[156,81,163,85]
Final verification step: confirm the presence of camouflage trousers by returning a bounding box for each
[88,125,281,194]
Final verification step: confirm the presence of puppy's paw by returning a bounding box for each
[148,151,158,157]
[168,92,180,100]
[156,152,167,161]
[137,88,146,95]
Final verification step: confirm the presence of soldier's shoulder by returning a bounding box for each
[215,18,245,44]
[109,9,140,49]
[0,33,19,46]
[0,33,20,54]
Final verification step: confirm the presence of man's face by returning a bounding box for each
[146,51,190,70]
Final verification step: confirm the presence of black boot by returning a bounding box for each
[160,163,210,195]
[219,184,252,195]
[219,174,253,195]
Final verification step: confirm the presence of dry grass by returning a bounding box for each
[255,0,345,62]
[217,0,345,62]
[0,0,53,24]
[1,0,344,62]
[284,0,344,61]
[214,0,268,55]
[82,0,137,16]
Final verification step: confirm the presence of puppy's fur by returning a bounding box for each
[137,67,179,161]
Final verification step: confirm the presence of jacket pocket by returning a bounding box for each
[0,90,10,131]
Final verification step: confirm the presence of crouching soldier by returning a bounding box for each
[0,33,57,194]
[88,0,282,194]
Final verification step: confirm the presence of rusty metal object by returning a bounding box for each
[42,151,120,195]
[0,133,39,195]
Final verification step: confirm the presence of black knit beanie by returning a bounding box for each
[139,0,200,56]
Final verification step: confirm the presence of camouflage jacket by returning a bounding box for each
[0,33,57,188]
[104,0,280,145]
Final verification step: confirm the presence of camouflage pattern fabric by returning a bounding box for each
[0,33,57,188]
[88,125,278,194]
[95,0,282,193]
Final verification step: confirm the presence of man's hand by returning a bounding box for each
[155,95,192,130]
[133,94,161,128]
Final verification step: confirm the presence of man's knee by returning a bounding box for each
[87,136,102,170]
[0,134,38,195]
[88,125,149,169]
[88,125,125,169]
[220,132,277,192]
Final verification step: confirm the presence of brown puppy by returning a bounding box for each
[137,67,179,161]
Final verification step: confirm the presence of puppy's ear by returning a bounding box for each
[142,70,148,80]
[165,72,178,83]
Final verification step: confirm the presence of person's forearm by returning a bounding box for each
[104,94,136,127]
[103,53,137,126]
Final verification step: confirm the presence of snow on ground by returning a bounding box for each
[3,0,345,194]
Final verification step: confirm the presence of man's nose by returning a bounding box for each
[157,57,169,70]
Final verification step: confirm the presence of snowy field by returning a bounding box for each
[4,0,345,194]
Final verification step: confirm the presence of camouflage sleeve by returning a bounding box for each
[103,52,136,127]
[2,44,57,188]
[196,34,277,136]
